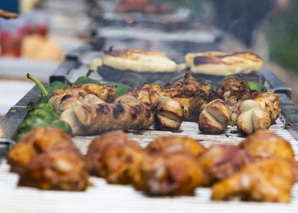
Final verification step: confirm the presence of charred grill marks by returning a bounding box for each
[113,104,125,119]
[61,95,73,102]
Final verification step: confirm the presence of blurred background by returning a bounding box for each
[0,0,297,118]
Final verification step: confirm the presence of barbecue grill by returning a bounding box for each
[1,0,298,212]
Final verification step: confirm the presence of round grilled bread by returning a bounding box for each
[99,49,178,83]
[185,51,263,76]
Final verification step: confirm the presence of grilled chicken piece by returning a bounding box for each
[198,145,252,186]
[153,97,184,131]
[126,84,164,105]
[199,99,231,134]
[188,83,220,122]
[7,128,80,173]
[145,135,205,157]
[49,94,105,113]
[60,95,154,135]
[217,78,251,101]
[239,130,295,160]
[85,130,145,184]
[134,154,204,196]
[163,73,218,121]
[212,158,298,202]
[217,78,261,125]
[52,83,117,103]
[18,148,90,191]
[254,91,281,123]
[237,100,271,134]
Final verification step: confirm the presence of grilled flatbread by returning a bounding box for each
[185,51,263,76]
[102,49,177,73]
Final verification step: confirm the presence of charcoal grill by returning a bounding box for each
[1,46,298,213]
[1,0,298,211]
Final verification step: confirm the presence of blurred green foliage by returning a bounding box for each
[269,1,298,71]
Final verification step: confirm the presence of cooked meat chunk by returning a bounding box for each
[145,135,205,157]
[217,78,261,125]
[126,84,164,105]
[85,130,145,184]
[18,148,90,191]
[254,91,281,123]
[239,130,295,160]
[7,127,79,173]
[198,145,251,185]
[153,97,184,131]
[134,154,204,196]
[237,100,271,134]
[199,99,231,134]
[52,83,116,103]
[212,158,298,202]
[60,95,154,135]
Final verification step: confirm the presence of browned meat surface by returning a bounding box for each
[7,127,79,173]
[212,158,298,202]
[239,130,295,160]
[85,130,145,184]
[18,148,90,191]
[145,135,205,157]
[133,154,204,196]
[198,145,252,186]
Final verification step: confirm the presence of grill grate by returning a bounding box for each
[1,118,298,212]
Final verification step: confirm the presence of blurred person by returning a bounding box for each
[212,0,291,60]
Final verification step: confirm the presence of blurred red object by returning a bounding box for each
[19,24,48,37]
[0,30,22,57]
[114,0,172,14]
[0,10,49,58]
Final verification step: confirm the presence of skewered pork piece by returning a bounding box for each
[198,130,296,186]
[49,94,105,113]
[237,100,271,134]
[133,154,204,196]
[7,127,90,191]
[217,78,261,125]
[198,145,252,186]
[239,130,295,160]
[52,83,117,103]
[163,73,218,121]
[199,99,231,134]
[60,95,154,135]
[7,127,80,173]
[212,158,298,202]
[254,91,281,123]
[126,84,164,105]
[145,135,205,157]
[153,97,184,131]
[85,130,145,184]
[18,148,90,191]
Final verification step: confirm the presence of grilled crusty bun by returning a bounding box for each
[185,51,263,76]
[199,99,231,134]
[237,100,271,135]
[102,49,177,73]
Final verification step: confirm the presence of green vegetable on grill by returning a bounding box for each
[75,76,131,96]
[248,81,268,92]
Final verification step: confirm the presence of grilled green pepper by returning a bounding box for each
[27,73,68,103]
[17,117,48,133]
[49,120,72,134]
[29,103,60,122]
